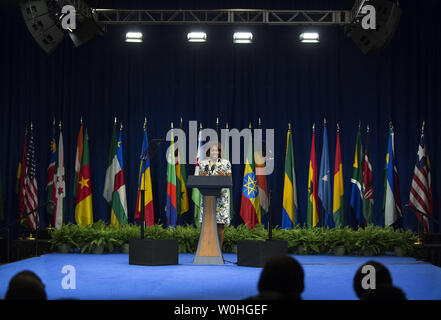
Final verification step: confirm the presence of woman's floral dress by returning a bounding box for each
[195,158,232,225]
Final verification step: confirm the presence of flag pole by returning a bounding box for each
[322,118,326,230]
[140,117,147,239]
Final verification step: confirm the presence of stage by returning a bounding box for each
[0,253,440,300]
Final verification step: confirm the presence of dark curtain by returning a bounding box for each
[0,0,440,238]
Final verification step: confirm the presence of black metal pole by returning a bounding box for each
[268,189,272,241]
[140,158,145,240]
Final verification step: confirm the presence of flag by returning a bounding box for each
[282,125,298,229]
[318,122,333,228]
[46,122,56,219]
[350,126,364,225]
[134,126,154,226]
[18,129,27,221]
[409,124,433,232]
[176,121,189,217]
[22,125,39,232]
[192,127,204,227]
[104,122,128,227]
[73,123,83,201]
[383,125,403,227]
[166,125,178,227]
[240,127,261,229]
[307,126,319,228]
[362,126,374,225]
[75,127,93,226]
[255,120,268,225]
[53,127,65,228]
[333,127,344,228]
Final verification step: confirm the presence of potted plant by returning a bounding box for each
[49,224,80,253]
[354,226,382,256]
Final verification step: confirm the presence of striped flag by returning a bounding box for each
[409,123,433,232]
[73,121,83,202]
[166,124,178,227]
[104,121,128,227]
[282,125,298,229]
[240,126,261,229]
[383,125,403,227]
[75,127,93,227]
[134,123,154,226]
[333,126,344,228]
[17,129,28,221]
[350,126,364,225]
[307,125,319,228]
[46,121,56,219]
[362,125,374,225]
[53,125,65,228]
[318,121,333,228]
[176,119,189,217]
[192,126,204,227]
[23,124,39,232]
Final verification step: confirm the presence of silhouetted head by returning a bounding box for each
[5,270,47,300]
[258,255,304,299]
[361,285,407,300]
[353,260,393,299]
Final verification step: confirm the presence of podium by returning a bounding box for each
[187,175,232,265]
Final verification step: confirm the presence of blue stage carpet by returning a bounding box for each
[0,253,440,300]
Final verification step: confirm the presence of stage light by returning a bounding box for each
[233,32,253,44]
[187,32,207,42]
[126,32,143,43]
[299,32,319,43]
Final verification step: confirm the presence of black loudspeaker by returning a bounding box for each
[20,0,64,54]
[237,240,288,267]
[346,0,401,55]
[129,239,179,266]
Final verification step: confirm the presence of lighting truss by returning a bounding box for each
[92,9,352,26]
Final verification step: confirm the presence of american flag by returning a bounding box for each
[409,127,432,232]
[23,125,39,232]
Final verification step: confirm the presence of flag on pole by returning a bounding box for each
[46,120,56,220]
[256,119,268,225]
[319,119,333,228]
[104,120,128,227]
[73,120,83,202]
[166,123,178,227]
[362,125,374,225]
[22,124,39,232]
[333,125,344,228]
[350,125,364,226]
[307,124,319,228]
[75,127,93,227]
[383,124,403,227]
[409,122,433,232]
[176,119,189,217]
[17,128,28,223]
[192,124,204,227]
[240,124,261,229]
[134,121,154,226]
[282,124,298,229]
[53,123,65,228]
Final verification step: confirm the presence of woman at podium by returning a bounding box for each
[195,142,232,249]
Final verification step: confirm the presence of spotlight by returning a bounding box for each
[126,32,143,43]
[299,32,319,43]
[233,32,253,44]
[187,32,207,42]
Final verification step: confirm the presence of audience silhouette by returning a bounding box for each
[246,255,304,300]
[5,270,47,300]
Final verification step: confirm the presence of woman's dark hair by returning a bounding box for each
[5,270,47,300]
[205,141,222,158]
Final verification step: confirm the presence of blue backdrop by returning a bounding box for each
[0,0,440,237]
